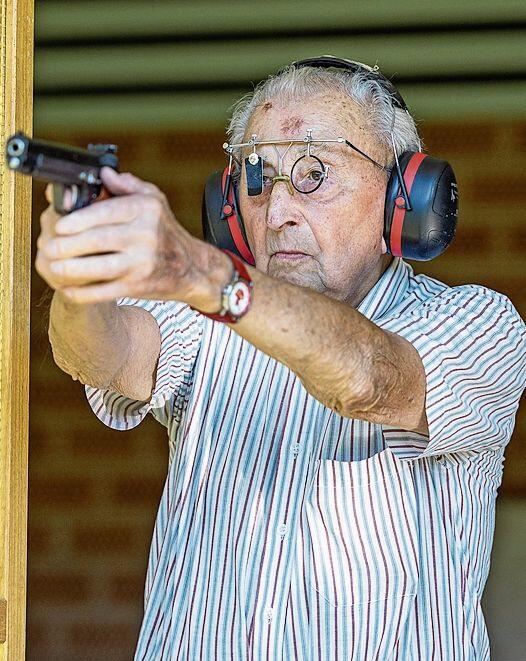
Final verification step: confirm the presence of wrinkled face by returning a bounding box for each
[238,92,391,306]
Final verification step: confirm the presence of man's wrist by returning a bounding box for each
[187,243,234,314]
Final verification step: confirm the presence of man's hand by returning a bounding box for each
[36,167,215,306]
[37,167,230,400]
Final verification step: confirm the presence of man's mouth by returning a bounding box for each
[272,251,309,261]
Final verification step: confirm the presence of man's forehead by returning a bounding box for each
[247,93,365,140]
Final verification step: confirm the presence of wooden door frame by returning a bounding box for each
[0,0,33,658]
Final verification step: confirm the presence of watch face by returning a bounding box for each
[227,281,251,317]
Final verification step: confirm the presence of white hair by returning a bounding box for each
[227,65,422,167]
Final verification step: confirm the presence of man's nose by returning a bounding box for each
[265,180,300,231]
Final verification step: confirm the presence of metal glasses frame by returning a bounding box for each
[219,128,412,216]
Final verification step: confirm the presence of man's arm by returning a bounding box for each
[37,175,165,401]
[197,251,429,435]
[48,292,160,401]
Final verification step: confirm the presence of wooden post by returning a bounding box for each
[0,0,33,658]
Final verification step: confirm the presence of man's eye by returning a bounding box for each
[307,169,324,182]
[262,174,274,188]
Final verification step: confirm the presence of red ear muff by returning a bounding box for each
[388,152,426,257]
[384,152,458,261]
[202,168,255,265]
[220,168,255,265]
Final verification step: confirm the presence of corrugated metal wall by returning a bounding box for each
[34,0,526,130]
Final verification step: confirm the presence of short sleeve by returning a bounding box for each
[377,286,526,459]
[85,297,203,431]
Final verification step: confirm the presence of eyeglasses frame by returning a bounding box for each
[220,128,412,218]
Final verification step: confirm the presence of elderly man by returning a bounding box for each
[37,59,525,660]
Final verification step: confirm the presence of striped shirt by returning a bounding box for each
[86,257,526,660]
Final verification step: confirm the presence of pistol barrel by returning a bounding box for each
[5,132,119,186]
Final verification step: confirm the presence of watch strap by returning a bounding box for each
[197,249,253,323]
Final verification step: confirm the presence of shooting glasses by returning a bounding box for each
[222,128,411,210]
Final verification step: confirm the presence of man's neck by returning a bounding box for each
[347,254,394,308]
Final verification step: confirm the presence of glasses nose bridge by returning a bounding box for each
[257,143,328,196]
[265,145,300,197]
[270,174,295,197]
[276,141,295,175]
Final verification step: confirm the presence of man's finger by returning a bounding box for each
[54,193,160,235]
[61,280,134,305]
[43,224,137,260]
[44,184,74,211]
[50,252,133,285]
[40,205,62,234]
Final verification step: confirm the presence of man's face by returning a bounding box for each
[238,92,391,306]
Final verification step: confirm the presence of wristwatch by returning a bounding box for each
[199,250,253,323]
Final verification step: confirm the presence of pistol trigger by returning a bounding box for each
[52,184,67,215]
[53,184,79,215]
[68,185,80,210]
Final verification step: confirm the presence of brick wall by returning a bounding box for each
[27,122,526,659]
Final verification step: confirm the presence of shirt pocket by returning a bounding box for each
[305,447,419,610]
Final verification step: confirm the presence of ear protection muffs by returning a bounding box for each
[384,151,458,260]
[202,168,255,265]
[202,56,458,263]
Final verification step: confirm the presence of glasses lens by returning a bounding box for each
[291,155,327,193]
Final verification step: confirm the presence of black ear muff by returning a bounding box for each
[384,152,458,261]
[202,167,255,265]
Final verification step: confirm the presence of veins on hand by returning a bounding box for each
[151,206,194,294]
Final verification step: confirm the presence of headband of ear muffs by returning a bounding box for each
[202,55,458,262]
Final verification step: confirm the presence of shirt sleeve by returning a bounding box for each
[85,297,203,431]
[376,285,526,459]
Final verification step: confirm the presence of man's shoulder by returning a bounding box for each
[398,269,522,325]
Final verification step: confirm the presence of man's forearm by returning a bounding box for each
[199,249,427,432]
[237,269,383,415]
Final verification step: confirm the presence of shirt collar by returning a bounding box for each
[356,257,411,321]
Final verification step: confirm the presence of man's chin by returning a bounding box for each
[267,263,323,292]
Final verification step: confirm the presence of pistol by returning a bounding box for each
[5,132,119,214]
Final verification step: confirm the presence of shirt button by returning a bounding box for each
[266,607,274,623]
[278,523,287,539]
[291,443,301,457]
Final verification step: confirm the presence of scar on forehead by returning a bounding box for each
[280,116,305,134]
